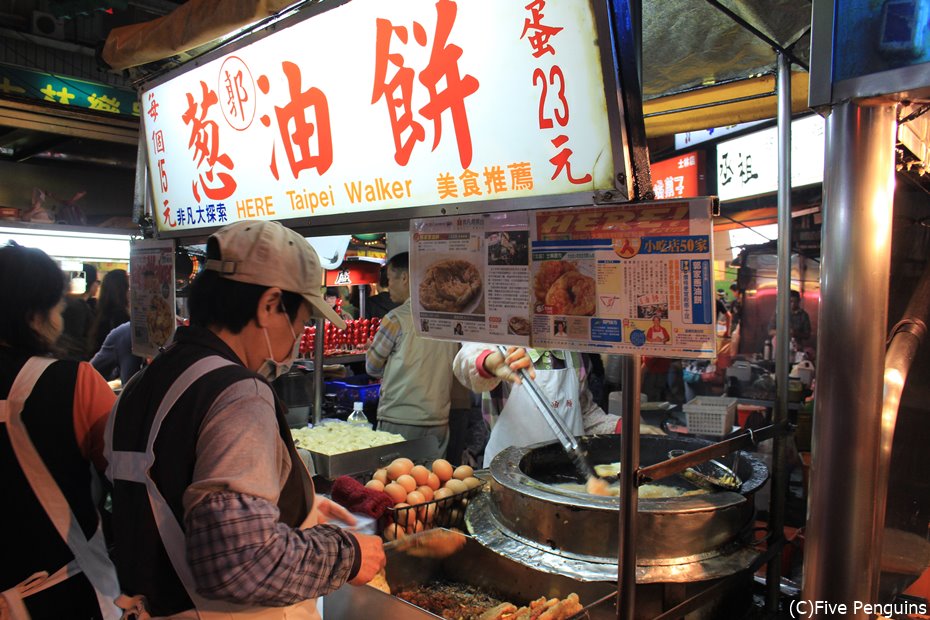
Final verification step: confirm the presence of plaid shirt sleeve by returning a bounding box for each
[186,491,359,605]
[365,312,402,378]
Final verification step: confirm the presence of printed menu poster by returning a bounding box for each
[130,239,177,358]
[529,199,716,358]
[410,212,530,344]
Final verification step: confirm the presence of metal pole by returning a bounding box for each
[617,354,641,619]
[312,317,325,425]
[802,102,896,616]
[766,50,792,612]
[359,284,367,318]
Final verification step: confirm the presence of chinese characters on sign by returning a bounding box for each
[142,0,621,234]
[650,151,703,199]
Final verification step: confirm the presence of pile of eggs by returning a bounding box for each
[366,457,481,539]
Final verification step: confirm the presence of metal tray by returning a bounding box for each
[323,536,617,620]
[309,436,438,479]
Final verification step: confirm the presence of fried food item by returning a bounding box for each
[585,476,611,496]
[147,295,174,346]
[420,259,482,312]
[478,602,518,620]
[533,260,577,303]
[508,316,530,336]
[545,271,596,315]
[366,569,390,594]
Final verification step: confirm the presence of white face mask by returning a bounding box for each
[258,309,300,381]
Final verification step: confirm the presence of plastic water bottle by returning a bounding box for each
[347,401,369,427]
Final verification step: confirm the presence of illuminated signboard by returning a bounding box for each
[810,0,930,106]
[141,0,628,236]
[650,151,704,199]
[716,115,825,202]
[0,62,139,117]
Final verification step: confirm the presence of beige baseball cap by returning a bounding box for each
[204,220,346,329]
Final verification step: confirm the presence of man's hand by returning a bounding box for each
[483,347,536,384]
[313,496,357,527]
[348,533,386,585]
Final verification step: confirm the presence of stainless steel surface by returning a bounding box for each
[803,102,896,617]
[495,345,596,480]
[312,317,324,426]
[308,436,436,479]
[768,49,791,612]
[472,435,767,583]
[618,354,641,620]
[324,534,752,620]
[875,261,930,595]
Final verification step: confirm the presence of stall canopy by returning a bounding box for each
[102,0,814,138]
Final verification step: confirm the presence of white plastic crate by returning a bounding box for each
[683,396,738,436]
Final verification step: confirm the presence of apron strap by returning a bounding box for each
[0,560,78,620]
[2,357,121,620]
[108,356,236,619]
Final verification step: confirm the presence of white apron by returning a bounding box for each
[483,353,583,467]
[0,357,121,620]
[106,357,320,620]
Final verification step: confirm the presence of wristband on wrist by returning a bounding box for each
[475,349,495,379]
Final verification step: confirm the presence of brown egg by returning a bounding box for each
[386,460,411,481]
[462,476,482,490]
[445,479,468,494]
[407,519,425,535]
[406,490,426,506]
[433,486,453,500]
[426,472,441,491]
[452,465,474,480]
[416,485,434,502]
[383,482,407,504]
[418,502,437,524]
[384,524,405,541]
[410,465,430,486]
[365,479,385,492]
[396,474,417,493]
[432,459,454,482]
[393,502,416,529]
[372,468,389,485]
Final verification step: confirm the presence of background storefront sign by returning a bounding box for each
[650,150,704,199]
[715,114,825,202]
[0,62,139,117]
[142,0,625,236]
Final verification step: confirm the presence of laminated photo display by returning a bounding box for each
[411,198,716,359]
[129,239,177,358]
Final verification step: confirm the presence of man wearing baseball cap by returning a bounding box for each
[105,220,384,619]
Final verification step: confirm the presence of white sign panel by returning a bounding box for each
[716,114,825,201]
[129,239,176,358]
[674,119,767,150]
[142,0,619,235]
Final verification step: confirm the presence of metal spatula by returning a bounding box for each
[496,346,598,482]
[383,527,467,558]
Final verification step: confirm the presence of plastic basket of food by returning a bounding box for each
[365,457,485,540]
[683,396,738,436]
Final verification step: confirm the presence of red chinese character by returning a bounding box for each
[157,158,168,192]
[372,19,426,166]
[152,130,165,154]
[521,0,563,57]
[418,0,479,169]
[271,61,333,179]
[162,200,176,228]
[147,92,159,121]
[181,81,237,202]
[549,134,591,185]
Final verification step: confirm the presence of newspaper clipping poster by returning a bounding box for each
[129,239,176,358]
[529,199,715,358]
[410,212,530,345]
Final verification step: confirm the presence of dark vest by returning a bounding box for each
[108,327,313,616]
[0,351,103,619]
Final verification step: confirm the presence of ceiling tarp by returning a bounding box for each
[102,0,300,71]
